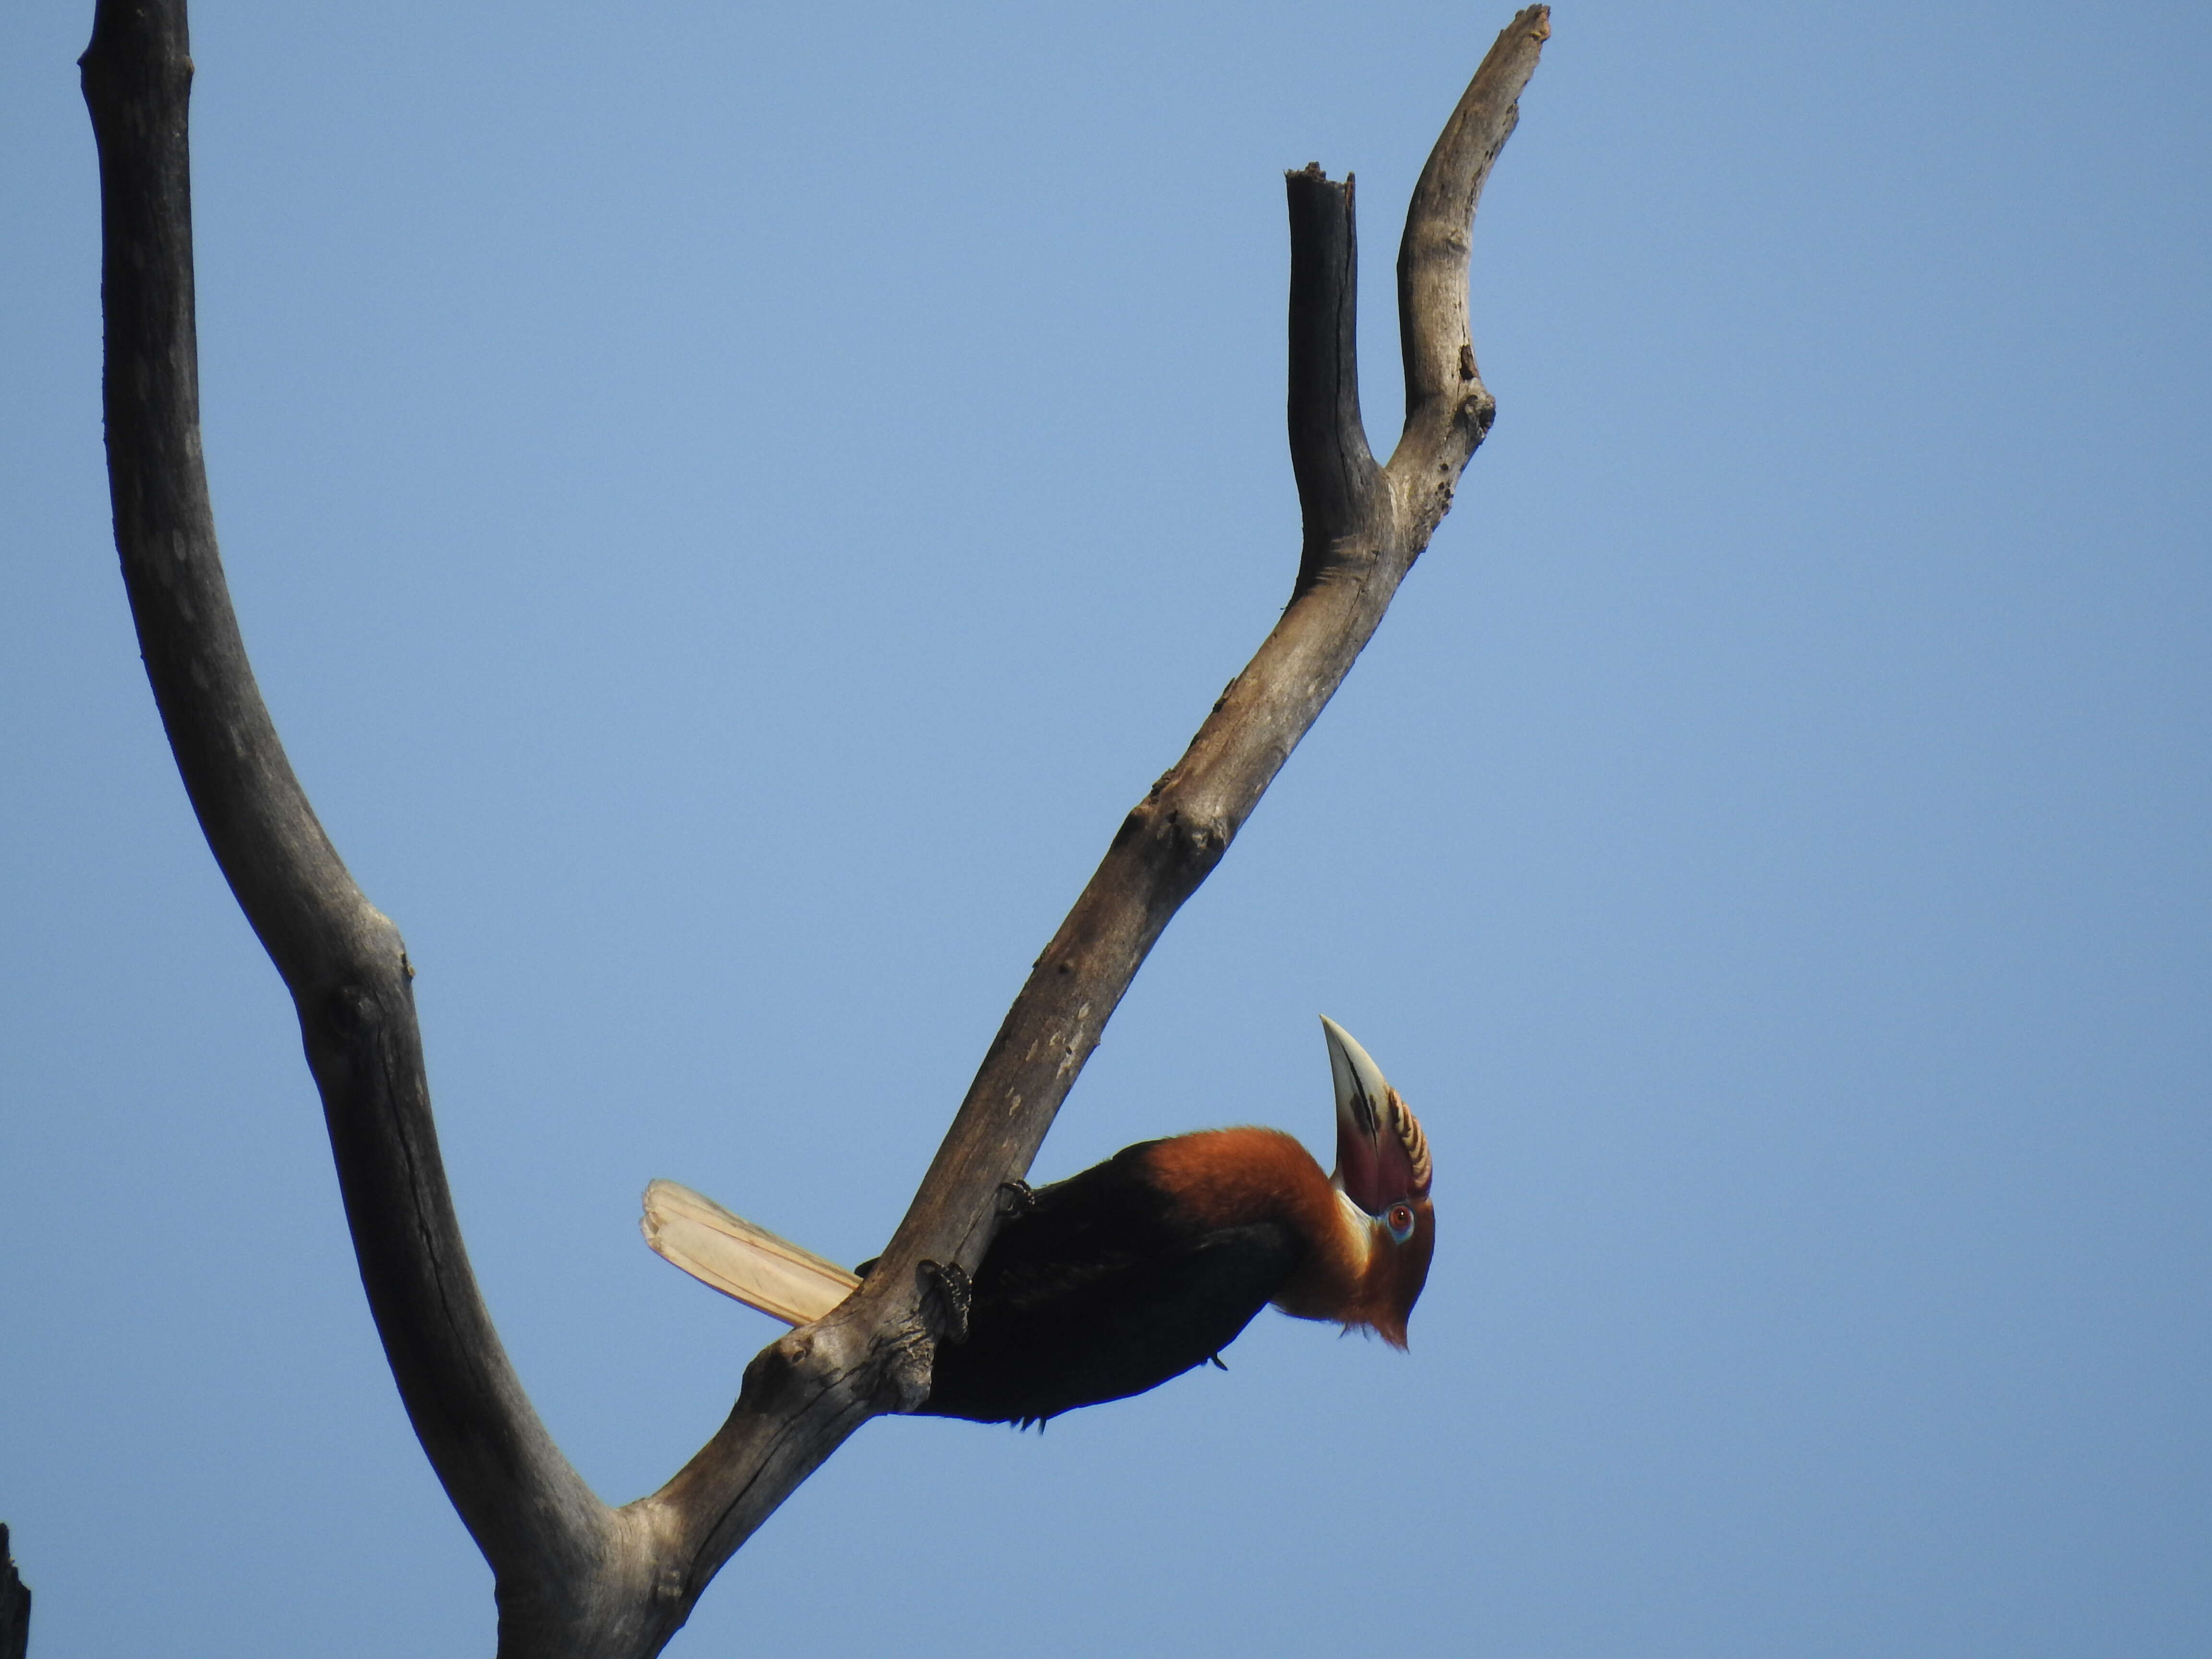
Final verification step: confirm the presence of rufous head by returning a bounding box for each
[1320,1016,1435,1346]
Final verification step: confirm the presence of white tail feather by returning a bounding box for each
[640,1178,859,1326]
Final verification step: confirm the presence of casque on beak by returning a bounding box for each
[1321,1015,1423,1216]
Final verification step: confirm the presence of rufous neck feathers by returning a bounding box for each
[1143,1128,1434,1346]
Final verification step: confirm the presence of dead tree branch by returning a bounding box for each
[78,1,1547,1653]
[846,0,1548,1334]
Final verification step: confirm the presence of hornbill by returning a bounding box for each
[643,1017,1433,1424]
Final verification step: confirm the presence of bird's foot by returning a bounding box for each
[996,1178,1039,1217]
[917,1259,972,1345]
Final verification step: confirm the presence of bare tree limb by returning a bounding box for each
[832,0,1554,1363]
[0,1524,28,1659]
[1393,7,1551,538]
[1286,164,1381,589]
[77,0,1547,1651]
[76,2,631,1647]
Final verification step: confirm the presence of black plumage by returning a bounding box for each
[867,1142,1304,1426]
[648,1018,1433,1428]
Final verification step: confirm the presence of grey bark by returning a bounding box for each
[76,2,1549,1653]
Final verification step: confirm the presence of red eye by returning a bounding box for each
[1387,1204,1415,1238]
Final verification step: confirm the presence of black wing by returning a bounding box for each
[917,1143,1304,1425]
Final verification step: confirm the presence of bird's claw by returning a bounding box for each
[918,1259,972,1345]
[996,1178,1039,1216]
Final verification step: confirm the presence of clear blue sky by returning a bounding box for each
[3,1,2208,1654]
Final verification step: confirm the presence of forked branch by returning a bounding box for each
[78,3,1547,1654]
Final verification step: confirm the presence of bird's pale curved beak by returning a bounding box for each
[1321,1015,1410,1215]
